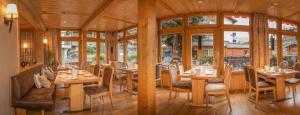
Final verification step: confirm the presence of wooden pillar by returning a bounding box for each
[137,0,157,114]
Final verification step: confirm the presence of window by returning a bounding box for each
[126,27,137,36]
[268,34,277,66]
[61,41,79,65]
[188,15,217,26]
[282,35,298,66]
[86,32,97,38]
[192,33,214,67]
[127,39,137,67]
[224,31,250,71]
[99,32,106,64]
[118,32,124,62]
[86,42,97,64]
[282,22,298,32]
[160,18,183,29]
[60,30,80,37]
[161,33,183,65]
[224,15,250,26]
[268,19,277,29]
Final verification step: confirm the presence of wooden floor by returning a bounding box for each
[27,84,300,115]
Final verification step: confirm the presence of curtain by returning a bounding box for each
[251,13,269,68]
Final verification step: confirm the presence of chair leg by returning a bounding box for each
[41,110,44,115]
[90,96,93,112]
[293,86,296,103]
[206,93,209,111]
[255,90,259,108]
[226,93,232,112]
[160,79,163,88]
[248,88,252,97]
[273,89,277,102]
[109,93,114,109]
[244,82,247,94]
[168,90,172,103]
[187,92,190,101]
[119,79,122,92]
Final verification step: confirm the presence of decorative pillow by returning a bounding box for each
[33,73,42,88]
[42,67,55,80]
[47,66,55,74]
[38,74,51,88]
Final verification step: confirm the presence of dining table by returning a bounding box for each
[54,70,100,113]
[256,68,300,101]
[122,68,138,94]
[178,70,218,107]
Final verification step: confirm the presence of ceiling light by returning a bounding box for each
[197,0,203,4]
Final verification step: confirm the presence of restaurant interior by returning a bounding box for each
[1,0,300,115]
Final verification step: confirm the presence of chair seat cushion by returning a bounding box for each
[173,81,192,89]
[15,84,55,111]
[205,84,226,92]
[258,81,273,88]
[207,79,224,83]
[84,86,108,95]
[285,78,300,84]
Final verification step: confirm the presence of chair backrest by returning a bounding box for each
[224,64,232,89]
[93,65,100,77]
[243,65,250,82]
[170,61,180,74]
[156,64,162,79]
[279,61,289,69]
[102,65,114,89]
[248,66,258,88]
[294,62,300,79]
[168,65,178,87]
[114,62,125,78]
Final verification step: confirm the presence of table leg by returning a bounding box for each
[69,84,84,111]
[189,79,206,107]
[127,71,133,94]
[275,77,286,101]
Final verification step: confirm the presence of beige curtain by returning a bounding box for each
[251,13,269,68]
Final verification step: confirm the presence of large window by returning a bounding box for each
[60,30,80,37]
[118,32,124,62]
[100,32,107,64]
[282,35,298,66]
[127,39,137,67]
[282,22,298,32]
[61,41,79,65]
[269,34,277,66]
[161,33,183,65]
[192,33,214,67]
[268,19,277,29]
[86,31,97,38]
[160,18,183,29]
[188,15,217,26]
[126,27,137,36]
[224,15,250,26]
[224,31,250,71]
[86,42,97,64]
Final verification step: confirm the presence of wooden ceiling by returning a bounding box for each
[18,0,300,31]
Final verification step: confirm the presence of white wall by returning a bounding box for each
[0,2,19,114]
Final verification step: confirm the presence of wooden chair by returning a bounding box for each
[243,65,251,94]
[84,65,114,112]
[279,60,289,69]
[248,67,276,108]
[285,62,300,103]
[205,64,232,111]
[156,63,163,88]
[168,65,192,103]
[113,61,127,91]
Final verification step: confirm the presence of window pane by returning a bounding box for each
[99,32,106,40]
[118,33,124,62]
[189,15,217,26]
[126,27,137,36]
[282,22,298,32]
[160,18,183,29]
[224,16,250,26]
[224,31,250,71]
[86,42,96,64]
[268,34,277,66]
[192,33,214,67]
[100,41,107,64]
[268,19,277,29]
[161,33,183,65]
[61,41,79,65]
[127,39,137,66]
[61,30,80,37]
[86,32,97,38]
[282,35,298,66]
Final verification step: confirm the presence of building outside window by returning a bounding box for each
[282,35,298,66]
[188,15,217,26]
[60,30,80,37]
[282,22,298,32]
[191,33,214,67]
[61,41,79,65]
[161,33,183,66]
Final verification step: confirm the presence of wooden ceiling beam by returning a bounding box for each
[103,16,136,24]
[233,0,240,13]
[18,0,46,30]
[157,0,178,15]
[216,0,224,13]
[81,0,114,30]
[283,11,300,20]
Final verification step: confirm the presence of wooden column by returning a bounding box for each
[137,0,157,114]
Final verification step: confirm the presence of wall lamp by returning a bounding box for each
[4,3,18,33]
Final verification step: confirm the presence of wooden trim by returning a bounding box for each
[103,16,137,24]
[157,0,178,15]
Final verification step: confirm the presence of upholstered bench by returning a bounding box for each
[11,64,56,115]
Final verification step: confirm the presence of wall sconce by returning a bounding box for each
[4,3,18,33]
[43,38,48,44]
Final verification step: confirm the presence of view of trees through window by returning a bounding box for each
[188,15,216,26]
[160,18,183,29]
[86,42,96,64]
[269,34,277,66]
[99,32,106,64]
[118,32,124,62]
[61,41,79,65]
[192,33,214,67]
[60,30,80,37]
[282,22,298,32]
[282,35,298,66]
[224,31,250,71]
[127,39,137,67]
[161,33,183,65]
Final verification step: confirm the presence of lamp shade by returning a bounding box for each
[6,4,18,19]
